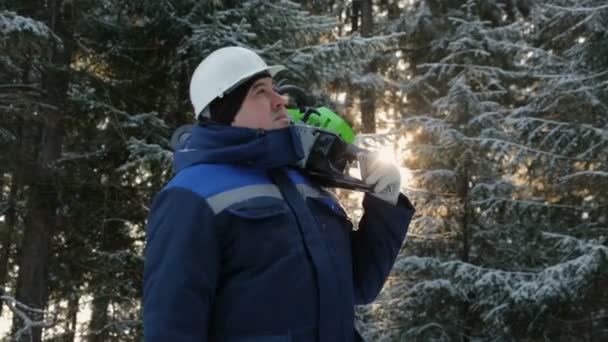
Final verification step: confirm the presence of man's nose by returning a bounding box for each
[271,90,288,109]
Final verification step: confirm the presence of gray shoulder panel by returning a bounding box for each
[207,184,283,214]
[207,183,337,215]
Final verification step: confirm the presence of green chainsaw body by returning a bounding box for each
[287,107,356,144]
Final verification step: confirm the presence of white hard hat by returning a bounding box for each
[189,46,286,119]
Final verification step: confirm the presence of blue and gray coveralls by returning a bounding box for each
[143,124,415,341]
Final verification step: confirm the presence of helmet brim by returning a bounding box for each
[222,64,286,96]
[267,64,286,77]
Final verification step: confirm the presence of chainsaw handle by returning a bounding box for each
[304,171,374,192]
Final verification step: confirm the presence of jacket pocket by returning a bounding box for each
[219,197,301,269]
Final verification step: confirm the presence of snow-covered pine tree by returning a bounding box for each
[480,1,608,338]
[1,1,175,339]
[1,4,75,340]
[356,0,607,340]
[49,1,185,339]
[0,8,62,329]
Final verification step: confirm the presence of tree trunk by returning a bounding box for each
[360,0,372,35]
[461,162,470,263]
[0,174,5,293]
[0,171,20,317]
[351,0,360,32]
[360,0,376,133]
[301,0,315,12]
[87,294,110,342]
[460,158,472,342]
[64,294,80,342]
[13,0,73,340]
[14,118,62,341]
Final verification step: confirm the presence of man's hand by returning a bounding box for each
[358,153,401,205]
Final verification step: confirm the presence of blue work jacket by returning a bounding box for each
[143,123,415,341]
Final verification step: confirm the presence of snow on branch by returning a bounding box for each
[407,216,453,236]
[541,231,607,255]
[77,100,169,132]
[512,242,607,305]
[545,3,608,12]
[560,170,608,183]
[95,249,145,263]
[298,32,405,53]
[392,255,441,275]
[117,137,172,172]
[83,319,142,339]
[401,116,451,135]
[0,11,60,43]
[389,239,607,329]
[404,322,450,341]
[0,126,16,144]
[120,112,167,129]
[1,293,57,341]
[503,115,608,159]
[467,137,600,162]
[472,197,583,210]
[505,116,607,138]
[420,62,527,79]
[285,32,405,81]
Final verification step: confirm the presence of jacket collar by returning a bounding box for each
[173,123,305,173]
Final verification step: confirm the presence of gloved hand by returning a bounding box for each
[358,153,401,205]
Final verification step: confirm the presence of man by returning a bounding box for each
[143,46,415,341]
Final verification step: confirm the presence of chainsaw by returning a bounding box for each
[275,81,372,192]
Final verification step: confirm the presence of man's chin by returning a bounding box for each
[273,117,291,129]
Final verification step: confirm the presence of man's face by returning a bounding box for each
[232,77,290,130]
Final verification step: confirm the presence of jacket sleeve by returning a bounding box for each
[351,193,415,305]
[143,187,220,341]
